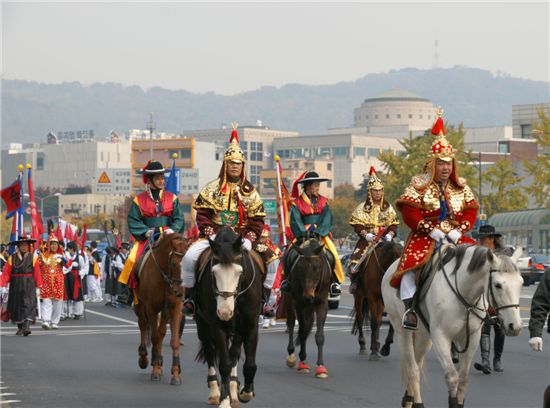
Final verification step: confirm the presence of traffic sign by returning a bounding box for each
[180,168,199,195]
[264,199,277,215]
[94,169,132,195]
[97,171,111,184]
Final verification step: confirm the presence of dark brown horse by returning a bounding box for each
[351,240,402,359]
[133,233,190,385]
[194,227,263,407]
[283,236,332,379]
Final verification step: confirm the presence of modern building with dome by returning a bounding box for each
[353,89,436,131]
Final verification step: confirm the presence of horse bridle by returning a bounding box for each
[149,246,186,298]
[210,251,257,301]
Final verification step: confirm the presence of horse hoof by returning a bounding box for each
[230,399,240,408]
[286,354,296,368]
[138,357,149,370]
[297,361,310,373]
[218,396,231,408]
[315,365,328,379]
[369,352,381,361]
[238,389,255,403]
[150,374,161,382]
[207,396,220,405]
[380,344,391,356]
[170,376,182,386]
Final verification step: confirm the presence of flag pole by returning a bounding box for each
[17,164,24,238]
[274,155,287,246]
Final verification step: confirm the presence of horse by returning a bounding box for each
[194,226,263,408]
[381,244,523,408]
[133,233,190,385]
[351,240,402,359]
[283,236,332,379]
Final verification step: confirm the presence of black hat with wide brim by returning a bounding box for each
[477,224,502,238]
[142,161,165,175]
[9,236,37,246]
[296,171,330,184]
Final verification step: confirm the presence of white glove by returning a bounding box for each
[0,287,7,296]
[163,228,175,235]
[384,234,393,242]
[447,229,462,244]
[529,337,543,352]
[36,288,41,297]
[363,232,375,242]
[145,229,154,238]
[429,228,446,242]
[242,238,252,252]
[53,254,62,259]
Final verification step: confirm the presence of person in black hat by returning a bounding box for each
[473,224,507,374]
[118,160,185,289]
[281,170,345,296]
[0,236,42,335]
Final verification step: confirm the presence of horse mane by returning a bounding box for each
[466,245,492,273]
[298,238,324,256]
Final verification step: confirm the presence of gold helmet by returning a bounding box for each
[367,166,384,190]
[429,108,455,162]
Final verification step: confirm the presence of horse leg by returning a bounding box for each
[381,323,395,357]
[296,305,313,373]
[431,330,460,407]
[456,330,481,407]
[354,294,367,355]
[286,300,297,368]
[168,300,183,385]
[149,307,163,382]
[135,302,149,369]
[410,332,432,408]
[368,297,384,361]
[207,366,221,405]
[215,331,232,408]
[239,318,258,403]
[397,329,423,407]
[228,332,243,407]
[314,301,328,379]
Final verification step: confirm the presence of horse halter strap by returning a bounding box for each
[211,251,256,300]
[149,246,185,297]
[488,267,521,313]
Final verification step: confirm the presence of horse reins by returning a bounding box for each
[149,244,186,298]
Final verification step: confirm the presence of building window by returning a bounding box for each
[327,180,332,188]
[36,152,45,170]
[327,163,332,171]
[368,148,380,158]
[276,149,290,158]
[333,147,348,156]
[182,204,191,213]
[375,114,379,119]
[521,124,532,139]
[319,147,331,157]
[365,115,368,119]
[419,114,423,119]
[250,165,262,185]
[397,114,401,119]
[408,114,413,119]
[498,142,510,153]
[354,147,366,157]
[385,114,390,119]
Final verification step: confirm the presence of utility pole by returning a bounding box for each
[146,112,156,160]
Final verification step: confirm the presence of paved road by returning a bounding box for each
[1,285,548,408]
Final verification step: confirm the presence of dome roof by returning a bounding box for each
[364,88,430,103]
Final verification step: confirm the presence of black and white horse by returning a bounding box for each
[195,227,263,408]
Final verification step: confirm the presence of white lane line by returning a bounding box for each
[85,309,138,326]
[0,400,21,404]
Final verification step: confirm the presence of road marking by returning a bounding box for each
[0,401,21,405]
[85,309,138,326]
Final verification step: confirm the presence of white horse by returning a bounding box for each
[382,244,523,408]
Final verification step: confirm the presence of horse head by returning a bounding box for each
[294,238,327,303]
[468,245,523,336]
[208,227,244,321]
[156,233,190,297]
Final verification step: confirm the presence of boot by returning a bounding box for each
[474,334,492,374]
[401,298,417,330]
[451,342,459,364]
[262,288,275,318]
[280,279,291,293]
[349,271,360,295]
[22,320,31,336]
[493,353,503,372]
[16,324,23,336]
[183,287,195,317]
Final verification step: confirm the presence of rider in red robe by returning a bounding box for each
[391,110,479,330]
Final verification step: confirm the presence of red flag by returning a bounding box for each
[275,158,294,245]
[80,224,87,255]
[1,181,21,214]
[64,224,74,241]
[27,167,44,244]
[55,223,64,242]
[115,234,121,250]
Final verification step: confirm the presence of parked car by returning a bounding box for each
[519,253,550,286]
[328,252,353,310]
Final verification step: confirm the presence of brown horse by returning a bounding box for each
[133,233,190,385]
[282,236,332,379]
[351,240,402,359]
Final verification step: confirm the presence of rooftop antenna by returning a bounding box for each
[146,112,156,160]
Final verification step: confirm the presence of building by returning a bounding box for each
[464,126,538,163]
[179,123,300,185]
[58,193,126,218]
[354,89,436,131]
[273,133,404,188]
[512,103,550,140]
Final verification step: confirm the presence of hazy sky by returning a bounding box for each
[3,1,549,95]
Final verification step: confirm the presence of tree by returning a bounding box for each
[329,183,360,238]
[524,108,550,208]
[377,124,479,205]
[482,158,528,216]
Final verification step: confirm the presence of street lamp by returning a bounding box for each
[25,193,62,217]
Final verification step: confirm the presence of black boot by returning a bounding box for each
[183,287,195,317]
[16,324,23,336]
[493,353,503,372]
[349,271,360,295]
[22,320,31,336]
[401,298,418,330]
[474,334,492,374]
[262,287,275,318]
[280,279,291,293]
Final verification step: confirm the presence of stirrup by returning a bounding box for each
[402,309,418,331]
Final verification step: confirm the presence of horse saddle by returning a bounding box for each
[195,247,266,283]
[283,242,334,274]
[132,246,153,288]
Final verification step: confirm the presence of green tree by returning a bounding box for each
[524,108,550,208]
[378,124,479,205]
[482,158,528,216]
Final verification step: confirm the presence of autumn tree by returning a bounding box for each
[482,158,528,216]
[329,183,360,239]
[524,108,550,208]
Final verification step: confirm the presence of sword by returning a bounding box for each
[350,231,385,275]
[36,290,42,320]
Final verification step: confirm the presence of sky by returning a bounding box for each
[2,1,549,95]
